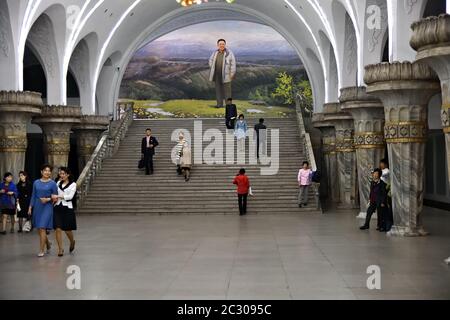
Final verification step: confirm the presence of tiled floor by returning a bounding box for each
[1,208,449,300]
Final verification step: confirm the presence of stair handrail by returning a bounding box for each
[295,94,321,212]
[76,105,133,208]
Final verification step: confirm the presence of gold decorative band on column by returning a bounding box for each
[322,142,336,155]
[0,136,28,152]
[336,138,355,153]
[45,142,71,155]
[443,126,450,134]
[442,104,450,128]
[354,131,385,149]
[78,145,94,156]
[385,121,427,144]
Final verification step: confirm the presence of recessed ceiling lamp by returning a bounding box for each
[176,0,235,7]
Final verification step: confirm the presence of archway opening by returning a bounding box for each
[422,0,447,17]
[119,20,310,119]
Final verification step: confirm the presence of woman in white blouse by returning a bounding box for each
[54,167,77,257]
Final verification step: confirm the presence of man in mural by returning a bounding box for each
[209,39,237,108]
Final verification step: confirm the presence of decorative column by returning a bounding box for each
[365,61,440,236]
[313,103,357,209]
[73,116,110,171]
[312,106,339,205]
[0,91,43,179]
[411,14,450,188]
[32,106,82,176]
[334,109,359,210]
[340,87,386,218]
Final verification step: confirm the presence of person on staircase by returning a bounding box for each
[141,128,159,175]
[225,98,238,130]
[254,118,267,159]
[233,169,251,216]
[0,172,18,234]
[360,168,388,231]
[235,114,248,153]
[175,132,186,176]
[180,142,192,182]
[53,167,77,257]
[297,161,312,208]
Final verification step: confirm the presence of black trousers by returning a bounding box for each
[226,118,236,130]
[238,194,248,215]
[364,202,387,229]
[143,151,154,174]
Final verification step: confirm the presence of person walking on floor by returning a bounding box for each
[254,118,267,159]
[28,164,58,257]
[141,128,159,175]
[16,171,33,233]
[380,159,393,232]
[180,142,192,182]
[233,169,250,216]
[0,172,18,234]
[53,167,77,257]
[360,168,388,231]
[225,98,238,130]
[297,161,312,208]
[235,114,248,153]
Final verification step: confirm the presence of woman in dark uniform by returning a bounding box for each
[0,172,18,234]
[17,171,32,233]
[54,167,77,257]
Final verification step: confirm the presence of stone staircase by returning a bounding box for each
[77,118,319,215]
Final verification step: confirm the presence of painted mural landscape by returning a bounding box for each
[119,21,309,118]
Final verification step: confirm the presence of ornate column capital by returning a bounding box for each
[73,115,110,131]
[411,14,450,54]
[364,61,439,88]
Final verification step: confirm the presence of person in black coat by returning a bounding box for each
[360,168,388,231]
[141,128,159,175]
[225,98,238,130]
[16,171,33,233]
[254,118,267,159]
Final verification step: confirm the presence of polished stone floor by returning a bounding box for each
[1,208,449,300]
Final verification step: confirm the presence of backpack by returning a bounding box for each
[311,171,321,183]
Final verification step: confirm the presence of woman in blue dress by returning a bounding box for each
[235,114,248,152]
[28,164,58,257]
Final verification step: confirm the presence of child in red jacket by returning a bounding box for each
[233,169,250,216]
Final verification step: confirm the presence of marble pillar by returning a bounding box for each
[32,106,82,176]
[0,91,43,179]
[74,116,110,171]
[312,112,339,204]
[411,14,450,188]
[313,103,358,209]
[340,87,386,218]
[365,61,440,237]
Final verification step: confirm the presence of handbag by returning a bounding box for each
[22,220,32,232]
[138,156,145,169]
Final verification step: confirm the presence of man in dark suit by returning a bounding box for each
[360,168,388,231]
[254,118,267,159]
[225,98,237,130]
[141,128,159,175]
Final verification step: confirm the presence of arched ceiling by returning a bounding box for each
[6,0,440,114]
